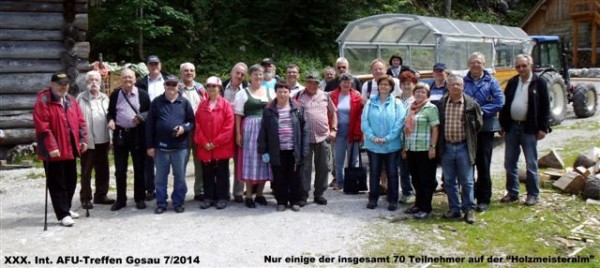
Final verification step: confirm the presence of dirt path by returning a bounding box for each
[1,101,598,267]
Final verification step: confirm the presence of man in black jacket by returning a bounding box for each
[324,57,362,92]
[499,54,550,206]
[135,55,172,201]
[145,75,195,214]
[107,69,151,211]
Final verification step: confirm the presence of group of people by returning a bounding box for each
[33,51,549,227]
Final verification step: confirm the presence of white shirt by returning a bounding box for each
[510,73,531,121]
[147,75,165,101]
[289,82,305,98]
[361,78,401,99]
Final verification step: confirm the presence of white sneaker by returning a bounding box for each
[69,211,80,219]
[60,216,74,226]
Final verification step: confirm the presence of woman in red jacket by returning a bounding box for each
[33,72,88,227]
[329,73,364,190]
[195,76,235,210]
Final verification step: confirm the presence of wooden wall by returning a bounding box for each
[522,0,600,67]
[522,0,573,39]
[0,0,90,156]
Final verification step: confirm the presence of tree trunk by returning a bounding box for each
[0,128,35,146]
[444,0,452,17]
[0,94,37,110]
[0,110,33,129]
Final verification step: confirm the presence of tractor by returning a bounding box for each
[530,35,598,125]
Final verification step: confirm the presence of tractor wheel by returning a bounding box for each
[572,84,598,118]
[540,71,567,126]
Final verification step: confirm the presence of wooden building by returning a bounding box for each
[0,0,90,158]
[521,0,600,67]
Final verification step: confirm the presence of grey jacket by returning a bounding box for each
[436,93,483,165]
[76,90,110,149]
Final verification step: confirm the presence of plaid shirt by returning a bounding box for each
[404,102,439,151]
[444,96,466,143]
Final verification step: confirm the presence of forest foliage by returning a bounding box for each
[89,0,537,79]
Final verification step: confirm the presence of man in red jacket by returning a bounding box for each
[33,72,88,227]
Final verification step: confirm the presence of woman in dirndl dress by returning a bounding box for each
[233,64,274,208]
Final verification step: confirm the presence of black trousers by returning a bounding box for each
[406,151,438,213]
[202,159,230,202]
[271,150,302,206]
[79,142,110,201]
[45,159,77,220]
[113,129,146,204]
[474,131,494,205]
[145,154,155,193]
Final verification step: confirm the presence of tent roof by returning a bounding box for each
[336,13,530,46]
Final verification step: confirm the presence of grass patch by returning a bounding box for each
[539,136,600,168]
[362,133,600,267]
[363,190,599,267]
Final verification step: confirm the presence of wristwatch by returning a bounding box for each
[332,127,338,131]
[430,144,436,148]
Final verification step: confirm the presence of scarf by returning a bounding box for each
[403,98,429,136]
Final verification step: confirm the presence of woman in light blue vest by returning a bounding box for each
[361,75,407,211]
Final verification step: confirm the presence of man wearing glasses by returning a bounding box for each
[324,57,362,93]
[463,52,504,212]
[499,54,550,207]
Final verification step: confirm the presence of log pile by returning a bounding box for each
[0,0,89,156]
[539,148,600,199]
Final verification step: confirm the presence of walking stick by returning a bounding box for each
[43,160,49,231]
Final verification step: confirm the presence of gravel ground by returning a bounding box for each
[1,89,598,267]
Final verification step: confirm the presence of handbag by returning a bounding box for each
[343,143,368,194]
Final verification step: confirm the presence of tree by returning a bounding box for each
[445,0,452,17]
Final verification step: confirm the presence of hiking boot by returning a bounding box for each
[524,195,539,206]
[404,206,420,214]
[476,203,489,212]
[366,201,377,209]
[399,194,415,204]
[291,205,301,212]
[255,196,268,206]
[500,194,519,203]
[413,211,430,219]
[314,196,327,205]
[464,209,475,224]
[245,198,256,208]
[442,210,462,219]
[277,205,286,212]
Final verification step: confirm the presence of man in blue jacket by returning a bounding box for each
[499,54,550,206]
[463,52,505,212]
[146,75,195,214]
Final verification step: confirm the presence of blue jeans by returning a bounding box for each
[334,136,359,187]
[442,142,475,212]
[367,150,400,204]
[398,155,413,196]
[155,149,188,208]
[504,124,539,197]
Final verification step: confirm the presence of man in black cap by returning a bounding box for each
[135,55,172,201]
[430,62,449,105]
[146,75,195,214]
[33,72,88,226]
